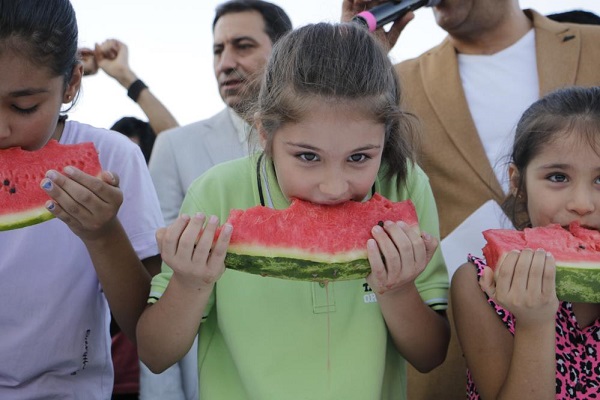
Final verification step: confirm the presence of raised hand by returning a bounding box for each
[480,249,559,327]
[156,213,232,292]
[341,0,414,52]
[41,167,123,242]
[366,220,437,294]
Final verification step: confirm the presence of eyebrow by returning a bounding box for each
[9,88,48,97]
[284,141,382,152]
[538,163,600,172]
[214,36,258,48]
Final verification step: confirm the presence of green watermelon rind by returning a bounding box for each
[225,252,370,281]
[0,207,53,231]
[556,264,600,303]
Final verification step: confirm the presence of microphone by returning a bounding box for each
[352,0,440,32]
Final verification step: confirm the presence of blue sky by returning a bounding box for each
[69,0,600,129]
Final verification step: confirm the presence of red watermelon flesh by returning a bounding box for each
[222,193,418,281]
[0,140,101,231]
[482,223,600,303]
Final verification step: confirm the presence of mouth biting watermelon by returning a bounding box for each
[222,193,418,281]
[0,140,101,231]
[482,223,600,303]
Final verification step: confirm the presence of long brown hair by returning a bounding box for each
[251,22,420,186]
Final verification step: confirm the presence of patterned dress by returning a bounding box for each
[466,256,600,399]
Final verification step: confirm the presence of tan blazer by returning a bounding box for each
[396,10,600,400]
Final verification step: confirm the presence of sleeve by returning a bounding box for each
[148,181,216,317]
[109,138,164,261]
[409,166,450,311]
[148,132,186,226]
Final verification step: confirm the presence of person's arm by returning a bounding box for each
[368,222,450,372]
[452,251,558,399]
[137,213,232,373]
[96,39,179,134]
[41,167,151,342]
[341,0,414,52]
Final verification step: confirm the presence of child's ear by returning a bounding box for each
[63,63,83,103]
[508,163,520,197]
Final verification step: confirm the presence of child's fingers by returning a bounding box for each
[479,266,496,298]
[494,250,519,295]
[160,215,191,259]
[511,248,534,294]
[192,215,219,262]
[525,249,547,294]
[63,167,123,206]
[41,170,93,220]
[421,231,438,265]
[177,213,207,259]
[542,252,557,297]
[366,238,386,287]
[206,223,233,270]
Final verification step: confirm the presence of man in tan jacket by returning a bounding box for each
[343,1,600,398]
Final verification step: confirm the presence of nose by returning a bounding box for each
[567,183,596,216]
[216,46,238,76]
[319,170,349,201]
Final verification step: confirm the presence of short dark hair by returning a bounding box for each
[111,117,156,163]
[547,10,600,25]
[213,0,292,44]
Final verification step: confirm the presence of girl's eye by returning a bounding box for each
[348,153,369,163]
[547,173,568,183]
[13,105,38,115]
[298,152,319,162]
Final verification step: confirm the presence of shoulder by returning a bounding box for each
[63,120,141,160]
[395,38,452,73]
[188,156,255,195]
[529,8,600,40]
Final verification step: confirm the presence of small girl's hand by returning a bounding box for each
[156,214,232,292]
[41,167,123,241]
[366,221,438,294]
[480,249,559,327]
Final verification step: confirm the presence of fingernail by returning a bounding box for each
[105,171,115,183]
[209,215,219,224]
[222,223,233,234]
[45,170,57,180]
[63,166,75,175]
[422,232,432,241]
[372,225,383,233]
[41,179,53,190]
[46,201,55,211]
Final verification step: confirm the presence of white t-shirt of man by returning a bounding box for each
[458,29,539,193]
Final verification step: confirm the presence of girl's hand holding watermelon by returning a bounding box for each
[479,249,559,327]
[367,220,438,295]
[156,213,233,292]
[41,166,124,242]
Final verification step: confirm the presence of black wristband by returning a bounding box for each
[127,79,148,102]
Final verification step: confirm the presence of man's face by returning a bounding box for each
[432,0,502,37]
[213,11,273,114]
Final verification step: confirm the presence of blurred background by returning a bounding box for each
[70,0,600,129]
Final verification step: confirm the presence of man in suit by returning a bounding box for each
[149,0,292,226]
[342,1,600,399]
[145,1,292,398]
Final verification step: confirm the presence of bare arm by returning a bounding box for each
[368,222,450,372]
[42,168,152,342]
[137,214,232,373]
[96,39,179,134]
[452,251,557,400]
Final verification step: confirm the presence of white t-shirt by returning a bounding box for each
[0,121,163,399]
[458,29,539,193]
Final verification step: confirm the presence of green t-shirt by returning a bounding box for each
[150,154,449,400]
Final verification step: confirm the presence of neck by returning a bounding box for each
[449,7,532,55]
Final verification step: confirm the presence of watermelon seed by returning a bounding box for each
[377,221,384,227]
[9,187,16,194]
[3,179,8,186]
[578,244,586,250]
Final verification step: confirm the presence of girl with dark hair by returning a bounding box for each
[0,1,163,398]
[452,86,600,399]
[138,22,449,400]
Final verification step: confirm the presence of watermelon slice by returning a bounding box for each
[0,140,101,231]
[222,193,418,281]
[482,223,600,303]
